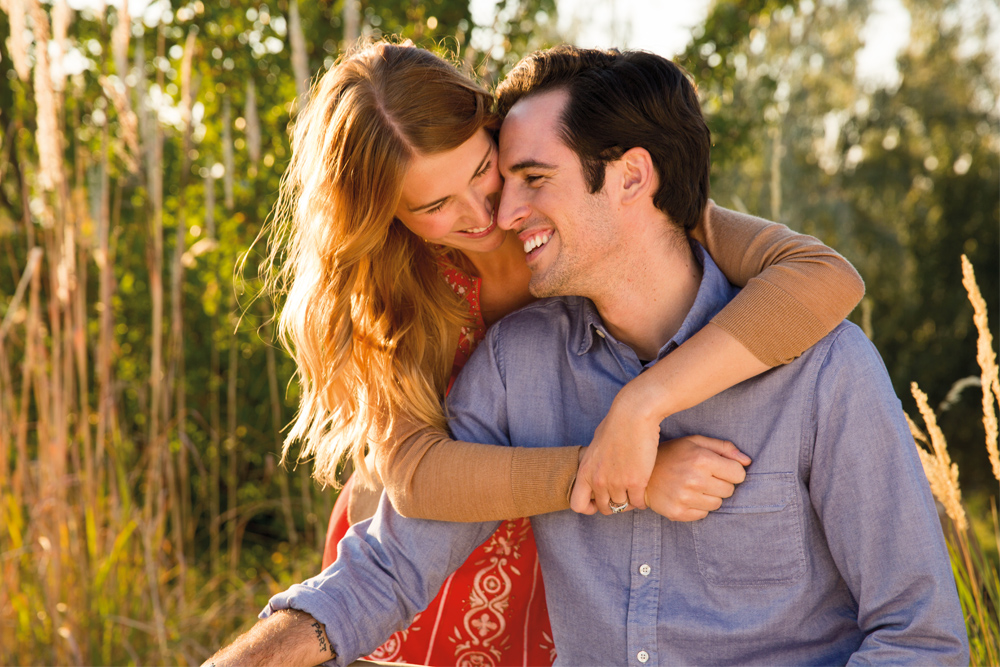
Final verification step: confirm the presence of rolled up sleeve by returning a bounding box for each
[262,494,499,666]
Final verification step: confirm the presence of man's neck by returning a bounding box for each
[590,233,703,361]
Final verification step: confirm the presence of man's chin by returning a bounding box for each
[528,275,564,299]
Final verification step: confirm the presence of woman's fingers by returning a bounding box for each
[574,434,748,519]
[572,392,661,516]
[626,483,648,511]
[570,471,637,516]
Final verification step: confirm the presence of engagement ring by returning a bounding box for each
[609,500,629,514]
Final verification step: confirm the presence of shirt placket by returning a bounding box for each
[625,509,661,666]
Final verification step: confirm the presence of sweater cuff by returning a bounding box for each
[511,446,581,518]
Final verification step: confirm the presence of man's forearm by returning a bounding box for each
[205,609,334,667]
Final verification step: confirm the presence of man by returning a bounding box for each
[209,46,967,666]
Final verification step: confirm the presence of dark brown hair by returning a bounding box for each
[496,45,710,233]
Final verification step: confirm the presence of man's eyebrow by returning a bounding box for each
[507,159,557,173]
[407,145,493,213]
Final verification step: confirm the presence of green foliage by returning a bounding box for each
[0,0,565,663]
[688,0,999,493]
[1,0,997,662]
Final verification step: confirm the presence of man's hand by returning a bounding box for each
[570,385,664,515]
[203,609,333,667]
[645,435,750,521]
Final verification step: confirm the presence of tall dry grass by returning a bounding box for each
[0,3,322,664]
[0,4,994,664]
[909,255,1000,665]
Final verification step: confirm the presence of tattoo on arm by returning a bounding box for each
[311,621,329,654]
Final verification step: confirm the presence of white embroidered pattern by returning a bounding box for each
[368,613,421,663]
[451,519,530,666]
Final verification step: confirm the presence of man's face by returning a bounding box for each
[496,89,620,299]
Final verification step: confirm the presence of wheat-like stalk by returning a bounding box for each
[222,98,234,209]
[961,254,1000,483]
[49,0,71,93]
[111,1,130,85]
[910,382,967,532]
[107,3,140,173]
[288,0,311,103]
[244,79,261,166]
[4,0,32,82]
[28,0,62,194]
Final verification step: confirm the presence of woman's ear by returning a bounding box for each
[617,147,655,206]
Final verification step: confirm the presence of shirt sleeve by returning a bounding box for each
[262,495,500,667]
[807,327,969,664]
[376,411,580,522]
[261,330,517,667]
[691,203,865,367]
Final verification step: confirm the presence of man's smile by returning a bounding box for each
[520,230,554,260]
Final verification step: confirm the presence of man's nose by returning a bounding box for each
[497,184,528,231]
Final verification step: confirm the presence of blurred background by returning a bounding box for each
[0,0,997,663]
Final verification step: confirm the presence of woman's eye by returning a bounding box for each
[426,202,446,214]
[474,161,492,180]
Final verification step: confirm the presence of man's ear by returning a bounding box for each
[617,147,655,206]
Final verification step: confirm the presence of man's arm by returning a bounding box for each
[810,327,969,664]
[259,500,498,666]
[204,610,332,667]
[207,332,515,667]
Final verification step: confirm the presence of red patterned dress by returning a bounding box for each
[321,263,556,667]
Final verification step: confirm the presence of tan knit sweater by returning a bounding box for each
[344,205,865,526]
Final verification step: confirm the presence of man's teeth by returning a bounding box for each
[523,233,552,253]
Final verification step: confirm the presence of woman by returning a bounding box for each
[265,41,864,666]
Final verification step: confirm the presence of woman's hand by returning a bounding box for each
[644,435,750,521]
[570,379,665,515]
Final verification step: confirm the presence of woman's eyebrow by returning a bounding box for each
[470,145,492,179]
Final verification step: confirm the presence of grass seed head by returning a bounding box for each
[961,254,1000,483]
[911,382,967,532]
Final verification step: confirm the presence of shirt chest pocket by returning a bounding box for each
[691,472,806,586]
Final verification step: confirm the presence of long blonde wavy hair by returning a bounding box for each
[265,41,495,487]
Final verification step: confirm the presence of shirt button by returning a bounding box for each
[595,329,606,338]
[637,650,650,663]
[639,563,651,576]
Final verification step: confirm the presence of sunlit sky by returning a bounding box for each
[553,0,999,89]
[555,0,908,87]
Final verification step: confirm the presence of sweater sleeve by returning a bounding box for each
[374,411,581,522]
[691,203,865,366]
[371,205,863,523]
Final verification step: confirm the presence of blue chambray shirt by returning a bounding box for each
[263,248,968,666]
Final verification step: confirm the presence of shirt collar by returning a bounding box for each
[574,242,738,359]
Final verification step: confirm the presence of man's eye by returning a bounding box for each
[525,175,543,185]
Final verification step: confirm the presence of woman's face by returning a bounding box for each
[395,128,506,256]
